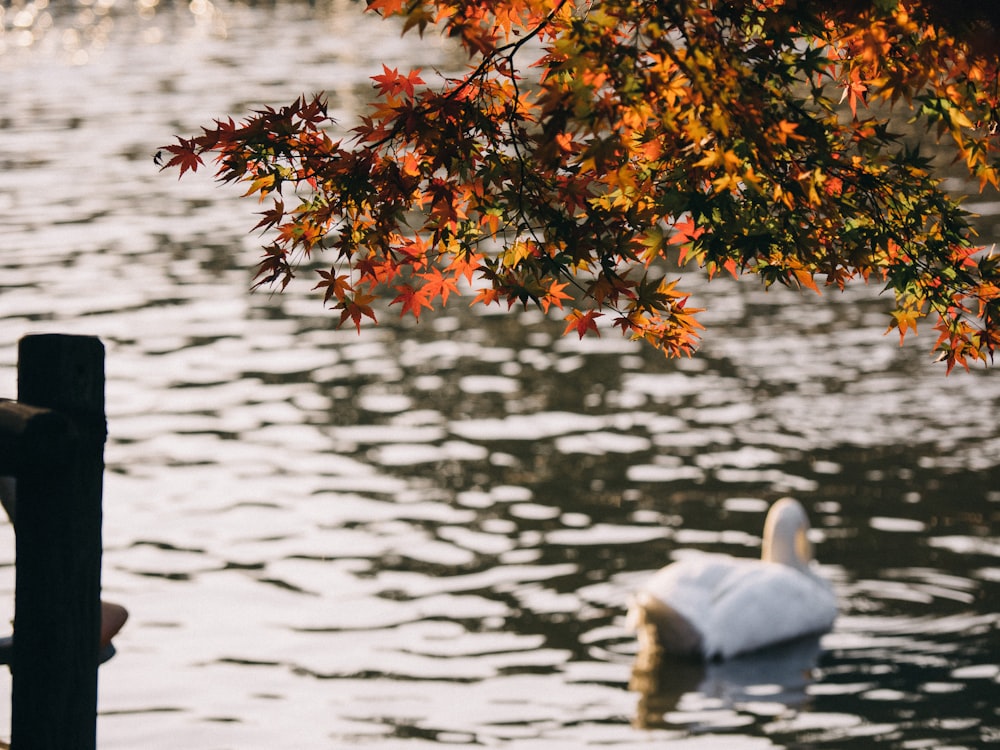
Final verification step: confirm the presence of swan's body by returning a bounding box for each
[628,497,836,660]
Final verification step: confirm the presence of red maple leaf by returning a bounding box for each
[366,0,405,16]
[313,269,354,304]
[564,309,603,339]
[159,137,204,178]
[371,64,425,99]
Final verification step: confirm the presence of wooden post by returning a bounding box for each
[9,334,106,750]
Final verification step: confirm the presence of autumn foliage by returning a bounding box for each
[161,0,1000,371]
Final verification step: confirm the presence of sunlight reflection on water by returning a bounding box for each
[1,2,999,748]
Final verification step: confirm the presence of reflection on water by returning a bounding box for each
[632,635,825,731]
[1,1,999,748]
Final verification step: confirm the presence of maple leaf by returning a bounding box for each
[786,260,820,294]
[159,137,204,178]
[400,151,422,177]
[419,268,461,305]
[471,287,503,307]
[252,244,293,291]
[564,309,603,339]
[313,269,354,304]
[887,308,920,344]
[365,0,405,15]
[774,119,802,145]
[670,217,707,265]
[356,255,399,286]
[840,68,868,118]
[539,280,572,312]
[612,314,642,337]
[372,65,425,99]
[164,0,1000,370]
[446,250,484,285]
[402,5,435,36]
[391,284,435,318]
[587,272,633,306]
[252,200,286,233]
[336,293,378,332]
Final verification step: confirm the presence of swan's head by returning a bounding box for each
[760,497,814,569]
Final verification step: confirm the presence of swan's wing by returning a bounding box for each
[640,554,740,620]
[703,563,837,659]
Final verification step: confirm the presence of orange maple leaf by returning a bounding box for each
[539,280,572,312]
[670,216,707,265]
[446,250,484,284]
[840,68,868,118]
[391,284,434,318]
[419,268,461,305]
[365,0,405,17]
[471,287,502,307]
[336,293,378,332]
[888,308,920,344]
[564,309,603,339]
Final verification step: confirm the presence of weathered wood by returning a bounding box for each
[0,400,51,434]
[9,334,106,750]
[17,336,106,425]
[0,400,76,477]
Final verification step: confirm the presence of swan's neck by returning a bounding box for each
[762,526,812,569]
[761,499,813,569]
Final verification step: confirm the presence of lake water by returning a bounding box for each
[1,2,999,748]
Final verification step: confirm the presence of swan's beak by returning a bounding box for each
[625,595,645,632]
[796,528,813,565]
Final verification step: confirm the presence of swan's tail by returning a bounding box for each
[627,593,664,692]
[628,591,705,659]
[626,593,662,655]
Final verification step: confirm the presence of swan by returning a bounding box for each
[627,497,836,661]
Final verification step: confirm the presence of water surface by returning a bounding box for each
[1,3,998,748]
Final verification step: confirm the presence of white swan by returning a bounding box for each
[627,497,836,661]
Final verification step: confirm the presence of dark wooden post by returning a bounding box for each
[9,334,106,750]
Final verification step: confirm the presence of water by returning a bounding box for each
[1,2,999,747]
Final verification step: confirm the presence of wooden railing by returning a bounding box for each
[0,334,106,750]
